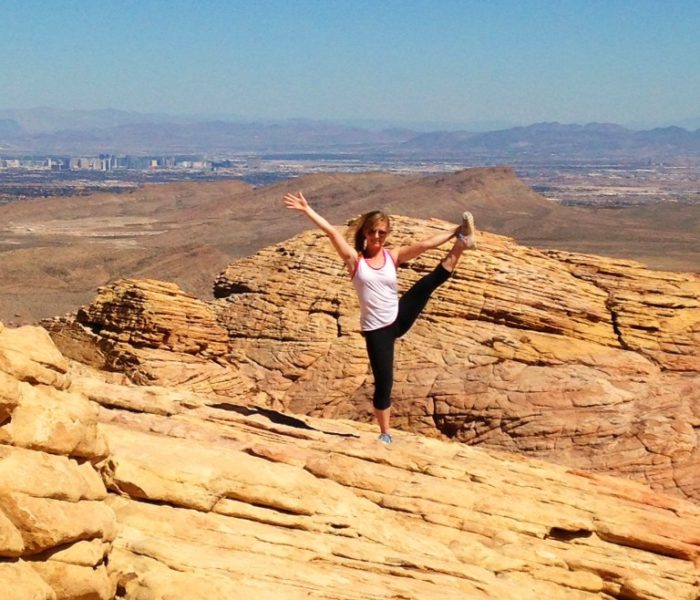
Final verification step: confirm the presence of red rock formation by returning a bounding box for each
[45,278,247,396]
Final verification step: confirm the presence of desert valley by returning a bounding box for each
[1,166,698,325]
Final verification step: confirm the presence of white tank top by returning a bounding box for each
[352,249,398,331]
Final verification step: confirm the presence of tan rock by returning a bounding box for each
[95,403,700,599]
[75,278,228,357]
[0,445,107,503]
[0,459,115,598]
[0,444,116,598]
[34,538,111,567]
[0,328,116,597]
[0,561,55,599]
[3,319,700,598]
[39,319,110,372]
[71,373,198,416]
[30,561,113,600]
[0,324,69,389]
[102,343,250,395]
[546,250,700,371]
[44,218,700,505]
[0,493,115,555]
[0,369,21,424]
[109,554,278,600]
[2,383,108,459]
[43,280,249,396]
[0,504,24,556]
[213,219,700,502]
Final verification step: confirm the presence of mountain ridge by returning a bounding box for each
[1,107,699,156]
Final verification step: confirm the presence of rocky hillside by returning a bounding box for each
[2,167,699,324]
[43,217,700,508]
[2,321,700,599]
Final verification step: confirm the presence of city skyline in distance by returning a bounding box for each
[1,1,699,129]
[2,107,700,170]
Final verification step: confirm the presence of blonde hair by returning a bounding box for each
[350,211,391,253]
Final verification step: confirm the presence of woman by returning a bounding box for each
[283,191,477,443]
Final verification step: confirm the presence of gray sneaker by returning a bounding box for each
[457,211,477,249]
[378,433,393,444]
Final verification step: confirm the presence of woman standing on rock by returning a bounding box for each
[283,191,477,443]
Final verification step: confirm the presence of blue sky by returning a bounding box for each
[2,0,699,128]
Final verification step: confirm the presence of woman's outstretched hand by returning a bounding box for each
[283,191,309,212]
[282,190,356,267]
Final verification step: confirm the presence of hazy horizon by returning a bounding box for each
[1,105,699,135]
[2,0,699,130]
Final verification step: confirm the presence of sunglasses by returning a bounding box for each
[367,228,388,236]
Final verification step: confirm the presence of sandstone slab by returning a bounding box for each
[1,323,116,599]
[3,320,700,598]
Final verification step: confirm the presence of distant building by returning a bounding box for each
[49,157,69,171]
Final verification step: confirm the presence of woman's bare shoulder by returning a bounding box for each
[387,248,400,266]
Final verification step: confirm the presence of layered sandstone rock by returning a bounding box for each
[0,322,115,599]
[98,402,700,600]
[544,250,700,371]
[44,278,250,397]
[215,217,700,503]
[45,217,700,505]
[3,321,700,598]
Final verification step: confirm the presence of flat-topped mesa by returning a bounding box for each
[46,216,700,503]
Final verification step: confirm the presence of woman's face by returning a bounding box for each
[363,219,389,252]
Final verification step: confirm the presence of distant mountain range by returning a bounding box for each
[400,122,700,160]
[1,107,699,160]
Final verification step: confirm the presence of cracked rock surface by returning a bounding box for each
[2,322,700,599]
[44,216,700,504]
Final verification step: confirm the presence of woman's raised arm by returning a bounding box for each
[283,192,358,274]
[394,226,460,265]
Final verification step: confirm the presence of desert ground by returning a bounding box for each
[0,167,698,324]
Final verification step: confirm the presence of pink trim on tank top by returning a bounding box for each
[352,249,393,279]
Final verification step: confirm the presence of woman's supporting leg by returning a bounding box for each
[374,406,391,435]
[364,325,397,434]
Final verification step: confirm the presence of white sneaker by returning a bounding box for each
[457,211,477,249]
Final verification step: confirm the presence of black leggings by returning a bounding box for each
[363,264,451,410]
